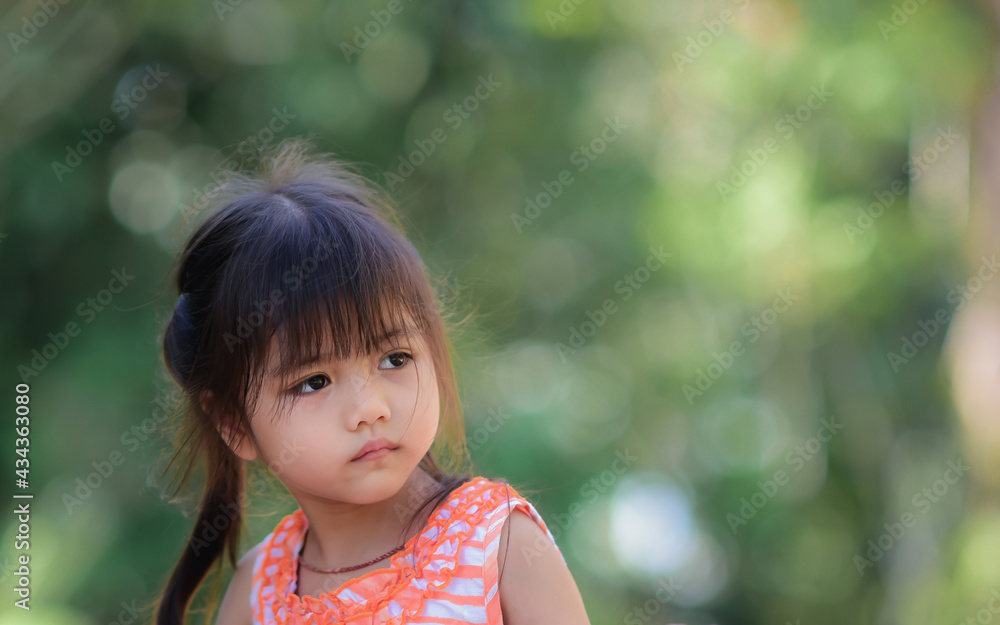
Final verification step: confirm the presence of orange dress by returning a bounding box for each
[250,476,563,624]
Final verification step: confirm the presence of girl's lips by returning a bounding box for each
[351,437,398,461]
[352,447,395,461]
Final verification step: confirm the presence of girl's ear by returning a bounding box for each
[201,391,259,462]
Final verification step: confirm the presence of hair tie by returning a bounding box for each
[166,292,198,385]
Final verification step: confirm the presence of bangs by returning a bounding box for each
[208,185,433,415]
[267,302,422,383]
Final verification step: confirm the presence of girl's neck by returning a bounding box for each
[295,469,443,568]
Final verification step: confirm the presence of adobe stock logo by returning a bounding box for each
[877,0,928,40]
[726,415,844,534]
[554,246,670,362]
[854,458,969,576]
[384,75,500,191]
[180,107,297,225]
[7,0,74,54]
[337,0,414,62]
[18,268,135,383]
[672,0,751,73]
[844,126,960,243]
[520,449,638,566]
[511,116,628,232]
[717,85,832,201]
[957,589,1000,625]
[51,65,170,182]
[623,578,682,625]
[887,255,1000,372]
[682,287,798,405]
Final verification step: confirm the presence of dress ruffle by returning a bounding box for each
[251,476,523,625]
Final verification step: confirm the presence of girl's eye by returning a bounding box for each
[380,351,412,370]
[291,352,411,395]
[295,374,329,395]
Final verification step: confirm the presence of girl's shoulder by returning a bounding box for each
[439,476,566,566]
[450,476,556,530]
[415,476,560,546]
[450,475,542,509]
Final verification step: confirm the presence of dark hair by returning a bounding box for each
[151,137,473,624]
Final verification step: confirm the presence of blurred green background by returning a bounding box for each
[2,0,999,623]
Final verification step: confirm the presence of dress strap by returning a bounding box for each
[481,482,563,623]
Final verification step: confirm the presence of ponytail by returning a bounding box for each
[154,427,245,625]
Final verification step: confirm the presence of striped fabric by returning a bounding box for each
[250,476,563,624]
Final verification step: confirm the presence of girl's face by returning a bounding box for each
[231,317,441,507]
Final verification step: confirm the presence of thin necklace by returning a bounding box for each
[297,530,407,574]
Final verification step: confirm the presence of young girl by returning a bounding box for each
[152,138,592,625]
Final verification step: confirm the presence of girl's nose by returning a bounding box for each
[344,371,390,429]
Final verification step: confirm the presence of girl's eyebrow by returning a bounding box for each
[270,325,416,379]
